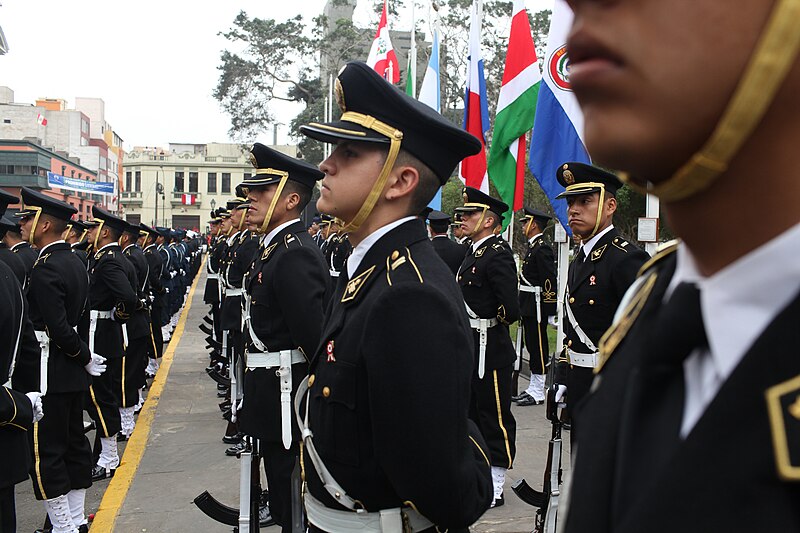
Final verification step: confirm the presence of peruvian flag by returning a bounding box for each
[487,0,541,227]
[460,0,490,193]
[181,194,196,205]
[37,113,48,126]
[366,0,400,83]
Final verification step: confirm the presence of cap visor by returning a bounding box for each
[555,186,601,200]
[300,121,389,145]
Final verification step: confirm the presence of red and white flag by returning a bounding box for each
[181,194,196,205]
[37,113,47,126]
[366,0,400,83]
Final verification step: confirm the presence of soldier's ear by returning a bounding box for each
[606,196,617,214]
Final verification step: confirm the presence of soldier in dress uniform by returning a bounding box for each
[0,256,42,532]
[139,224,165,376]
[452,212,472,248]
[427,210,465,275]
[202,211,222,345]
[296,61,493,532]
[64,220,90,266]
[512,208,557,407]
[236,143,329,532]
[561,0,800,531]
[455,186,520,508]
[119,222,152,437]
[17,187,103,533]
[83,206,139,481]
[0,190,27,288]
[3,217,38,276]
[551,163,647,443]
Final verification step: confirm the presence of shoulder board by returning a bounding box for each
[124,248,132,256]
[612,237,632,252]
[94,250,106,260]
[637,239,679,277]
[590,243,608,261]
[284,233,302,248]
[766,373,800,481]
[492,243,504,251]
[385,247,423,286]
[33,253,51,268]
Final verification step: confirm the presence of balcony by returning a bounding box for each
[120,191,144,206]
[171,191,202,207]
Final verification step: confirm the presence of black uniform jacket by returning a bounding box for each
[240,221,329,441]
[11,241,37,276]
[122,245,151,340]
[85,244,139,359]
[431,235,466,276]
[143,244,165,305]
[304,219,493,529]
[0,260,33,489]
[27,242,91,393]
[0,246,26,288]
[203,235,220,304]
[565,227,648,352]
[519,235,557,319]
[565,248,800,533]
[458,234,521,370]
[221,230,259,331]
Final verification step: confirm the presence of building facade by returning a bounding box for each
[121,142,297,231]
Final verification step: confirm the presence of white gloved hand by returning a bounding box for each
[236,397,244,412]
[85,353,107,376]
[554,384,567,407]
[26,392,44,423]
[548,316,559,328]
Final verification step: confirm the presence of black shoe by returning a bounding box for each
[222,408,232,421]
[78,525,88,533]
[219,400,231,412]
[204,316,213,325]
[259,502,276,527]
[490,492,505,508]
[199,324,213,335]
[83,421,96,434]
[217,382,228,391]
[517,396,543,406]
[117,433,129,442]
[562,422,571,431]
[513,392,534,404]
[225,441,247,457]
[91,464,115,481]
[222,432,243,444]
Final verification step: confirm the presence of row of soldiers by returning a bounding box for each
[0,186,202,533]
[191,60,650,533]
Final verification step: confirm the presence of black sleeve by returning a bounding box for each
[611,249,649,302]
[487,250,521,325]
[0,386,33,430]
[97,258,139,321]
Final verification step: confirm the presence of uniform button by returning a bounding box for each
[322,386,331,398]
[589,299,595,305]
[391,250,400,260]
[569,297,575,304]
[568,340,573,347]
[308,375,315,387]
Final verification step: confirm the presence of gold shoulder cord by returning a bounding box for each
[620,0,800,201]
[257,168,290,235]
[338,111,403,234]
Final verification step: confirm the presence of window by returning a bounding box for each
[207,172,217,193]
[125,171,132,191]
[189,172,198,193]
[221,172,231,193]
[175,171,184,192]
[135,171,141,192]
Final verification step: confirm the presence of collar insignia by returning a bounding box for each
[475,246,486,258]
[766,374,800,480]
[591,244,608,261]
[341,265,375,303]
[261,243,278,261]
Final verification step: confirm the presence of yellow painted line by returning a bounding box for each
[91,259,205,532]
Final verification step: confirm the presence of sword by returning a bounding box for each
[278,350,293,450]
[34,331,49,396]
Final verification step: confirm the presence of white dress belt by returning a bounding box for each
[568,349,598,369]
[304,491,434,533]
[225,287,244,297]
[207,273,219,280]
[245,349,304,369]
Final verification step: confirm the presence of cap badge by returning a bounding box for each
[334,78,346,112]
[248,152,258,168]
[326,340,335,363]
[563,169,575,185]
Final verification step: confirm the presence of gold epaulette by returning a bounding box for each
[637,239,680,277]
[385,247,423,286]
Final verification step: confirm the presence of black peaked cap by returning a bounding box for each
[0,188,19,216]
[556,162,622,199]
[139,223,160,237]
[521,207,552,228]
[90,205,128,234]
[456,187,509,222]
[18,187,77,221]
[243,143,323,190]
[300,61,481,184]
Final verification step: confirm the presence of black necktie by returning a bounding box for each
[614,282,707,519]
[569,246,585,287]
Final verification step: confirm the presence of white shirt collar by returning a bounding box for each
[227,231,240,245]
[10,241,26,251]
[38,239,65,257]
[99,242,119,252]
[580,224,614,259]
[432,234,449,239]
[672,222,800,383]
[144,243,157,252]
[470,234,494,254]
[123,244,136,252]
[528,232,543,246]
[347,216,416,278]
[262,218,300,247]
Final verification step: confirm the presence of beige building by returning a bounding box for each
[120,142,297,231]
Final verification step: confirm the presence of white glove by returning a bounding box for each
[554,384,567,407]
[26,392,44,423]
[180,269,185,276]
[548,316,559,328]
[85,353,107,376]
[165,287,170,293]
[236,397,244,412]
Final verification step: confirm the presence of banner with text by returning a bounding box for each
[47,172,115,195]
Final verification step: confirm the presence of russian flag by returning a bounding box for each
[528,0,591,232]
[460,0,490,193]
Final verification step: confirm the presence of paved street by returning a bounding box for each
[14,269,568,532]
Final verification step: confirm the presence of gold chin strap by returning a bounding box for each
[620,0,800,201]
[61,223,73,241]
[523,216,534,237]
[26,206,43,245]
[79,229,88,244]
[338,111,404,234]
[257,170,290,235]
[93,219,106,249]
[462,203,489,238]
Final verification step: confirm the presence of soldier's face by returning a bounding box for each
[317,141,386,222]
[19,215,32,241]
[566,0,774,183]
[566,192,615,238]
[246,184,278,228]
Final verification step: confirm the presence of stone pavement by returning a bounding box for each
[14,268,569,532]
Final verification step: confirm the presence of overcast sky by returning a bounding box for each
[1,0,554,151]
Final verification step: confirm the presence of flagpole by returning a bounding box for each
[408,1,417,98]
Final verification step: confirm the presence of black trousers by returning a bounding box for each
[522,316,549,374]
[29,392,93,500]
[0,485,15,533]
[148,317,163,360]
[86,359,122,439]
[469,364,517,468]
[262,441,299,533]
[123,338,147,404]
